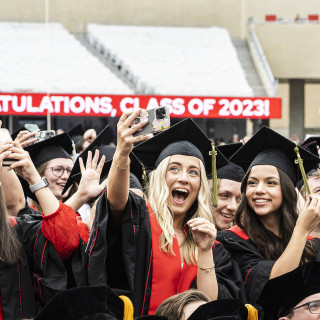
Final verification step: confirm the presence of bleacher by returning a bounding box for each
[87,24,254,96]
[0,22,133,94]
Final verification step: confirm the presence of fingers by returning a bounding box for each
[79,157,85,173]
[86,151,93,169]
[91,150,100,169]
[96,155,105,174]
[188,218,217,233]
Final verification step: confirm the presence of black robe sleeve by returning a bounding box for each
[15,207,69,305]
[217,230,275,305]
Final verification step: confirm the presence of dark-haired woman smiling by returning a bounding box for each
[217,126,320,307]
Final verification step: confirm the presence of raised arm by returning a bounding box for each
[8,141,60,216]
[270,194,320,279]
[107,109,149,213]
[0,142,26,216]
[65,150,107,213]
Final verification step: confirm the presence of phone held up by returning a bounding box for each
[0,128,16,166]
[132,106,170,137]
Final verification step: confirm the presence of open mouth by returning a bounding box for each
[172,188,189,203]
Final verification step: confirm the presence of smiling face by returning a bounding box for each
[212,179,241,230]
[165,154,201,217]
[246,165,283,221]
[42,158,73,200]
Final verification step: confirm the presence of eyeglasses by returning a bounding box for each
[46,166,73,177]
[290,300,320,315]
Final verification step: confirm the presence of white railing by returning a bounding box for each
[247,19,278,97]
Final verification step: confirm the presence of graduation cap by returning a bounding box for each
[62,125,113,194]
[257,261,320,319]
[206,143,245,183]
[34,285,125,320]
[301,136,320,149]
[302,141,319,158]
[11,126,31,140]
[230,126,320,189]
[187,299,251,320]
[216,143,243,160]
[133,118,228,207]
[25,133,73,168]
[68,124,85,144]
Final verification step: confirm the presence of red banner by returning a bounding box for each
[0,93,281,119]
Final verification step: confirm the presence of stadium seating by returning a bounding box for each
[0,22,133,94]
[86,24,253,96]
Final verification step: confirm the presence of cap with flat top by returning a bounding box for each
[257,261,320,320]
[207,143,245,182]
[229,126,320,186]
[25,133,73,168]
[62,125,113,194]
[301,136,320,149]
[34,285,124,320]
[68,124,85,144]
[133,118,228,174]
[187,299,249,320]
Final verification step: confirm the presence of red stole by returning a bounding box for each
[147,203,197,315]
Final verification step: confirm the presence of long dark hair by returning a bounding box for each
[0,186,21,265]
[235,167,317,262]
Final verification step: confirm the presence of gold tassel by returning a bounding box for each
[119,295,134,320]
[245,304,258,320]
[142,163,148,187]
[294,146,311,195]
[209,141,218,207]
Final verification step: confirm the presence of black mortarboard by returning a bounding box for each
[257,261,320,319]
[206,143,245,182]
[133,118,228,174]
[301,136,320,148]
[11,126,31,140]
[230,126,320,186]
[303,141,319,158]
[68,124,85,144]
[34,285,124,320]
[25,133,73,168]
[62,125,113,194]
[216,143,243,160]
[187,299,249,320]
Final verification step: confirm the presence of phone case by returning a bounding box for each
[132,107,170,137]
[0,128,13,143]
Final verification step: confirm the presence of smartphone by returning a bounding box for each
[35,130,55,142]
[0,129,17,166]
[132,106,170,137]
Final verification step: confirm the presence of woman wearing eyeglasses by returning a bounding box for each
[24,133,77,212]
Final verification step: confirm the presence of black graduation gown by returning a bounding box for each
[217,226,320,307]
[86,191,246,318]
[1,207,78,320]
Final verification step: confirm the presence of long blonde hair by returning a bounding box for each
[147,156,213,265]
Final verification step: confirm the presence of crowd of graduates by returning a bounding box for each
[1,111,320,320]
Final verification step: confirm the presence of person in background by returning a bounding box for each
[208,143,244,230]
[155,290,209,320]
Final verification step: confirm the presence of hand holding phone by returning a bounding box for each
[132,106,170,137]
